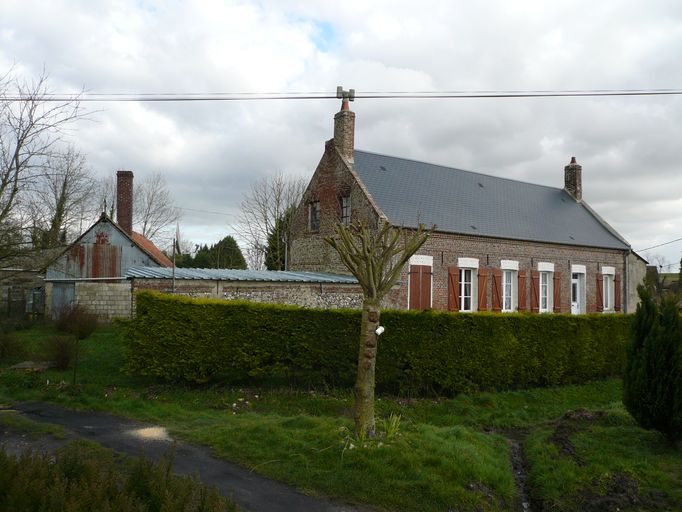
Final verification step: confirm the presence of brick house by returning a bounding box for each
[289,99,646,314]
[44,171,172,320]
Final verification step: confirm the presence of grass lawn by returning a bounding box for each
[0,324,680,511]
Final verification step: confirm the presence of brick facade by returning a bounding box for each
[289,108,645,314]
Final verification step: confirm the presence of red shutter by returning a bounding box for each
[448,266,460,311]
[596,272,604,312]
[421,266,432,309]
[409,265,420,310]
[491,269,502,312]
[553,272,562,313]
[518,270,527,311]
[530,270,540,313]
[614,273,622,312]
[478,269,489,311]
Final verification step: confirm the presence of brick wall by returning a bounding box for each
[131,278,401,310]
[289,140,382,274]
[289,143,640,313]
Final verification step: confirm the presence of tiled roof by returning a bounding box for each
[125,266,358,283]
[352,150,630,250]
[130,232,173,267]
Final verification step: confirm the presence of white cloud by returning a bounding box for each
[1,0,681,266]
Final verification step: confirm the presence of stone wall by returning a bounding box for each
[75,282,132,321]
[132,278,402,310]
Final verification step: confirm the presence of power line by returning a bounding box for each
[178,206,234,217]
[5,88,682,102]
[636,236,682,252]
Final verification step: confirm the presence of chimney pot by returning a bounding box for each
[116,170,134,235]
[564,157,582,201]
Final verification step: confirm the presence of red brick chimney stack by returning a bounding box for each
[334,86,355,162]
[116,170,134,235]
[564,156,582,201]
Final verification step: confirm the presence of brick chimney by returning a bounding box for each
[564,157,582,201]
[116,170,134,235]
[334,86,355,162]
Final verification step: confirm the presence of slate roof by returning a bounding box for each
[352,150,630,250]
[125,267,358,283]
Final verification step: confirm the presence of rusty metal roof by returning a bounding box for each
[125,267,358,283]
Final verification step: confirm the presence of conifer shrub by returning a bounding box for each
[623,286,682,444]
[127,291,632,394]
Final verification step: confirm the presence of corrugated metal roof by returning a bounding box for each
[353,150,630,251]
[125,266,358,283]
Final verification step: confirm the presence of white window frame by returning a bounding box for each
[571,264,587,315]
[602,266,615,312]
[500,260,518,312]
[538,262,554,313]
[457,257,479,312]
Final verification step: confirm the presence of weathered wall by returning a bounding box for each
[132,278,402,310]
[47,216,160,280]
[626,252,647,313]
[289,140,382,274]
[45,281,132,321]
[0,270,44,317]
[75,282,132,320]
[395,231,628,313]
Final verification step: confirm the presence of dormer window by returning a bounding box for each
[340,195,351,225]
[309,201,320,231]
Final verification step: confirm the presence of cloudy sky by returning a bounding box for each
[1,0,681,270]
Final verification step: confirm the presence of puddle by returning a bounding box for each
[127,426,171,441]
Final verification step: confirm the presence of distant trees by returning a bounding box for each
[0,69,82,266]
[177,235,246,269]
[238,172,305,270]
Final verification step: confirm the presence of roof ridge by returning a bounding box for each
[354,149,563,191]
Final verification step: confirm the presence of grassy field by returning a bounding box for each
[0,324,680,511]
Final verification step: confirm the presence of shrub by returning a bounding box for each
[0,331,26,361]
[43,335,78,370]
[127,291,632,395]
[0,440,237,511]
[55,303,98,340]
[623,287,682,443]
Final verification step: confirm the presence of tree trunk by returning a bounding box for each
[354,299,380,437]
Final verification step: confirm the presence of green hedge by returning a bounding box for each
[126,291,632,395]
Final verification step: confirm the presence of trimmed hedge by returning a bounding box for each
[126,291,632,395]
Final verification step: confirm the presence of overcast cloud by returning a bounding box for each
[1,0,681,269]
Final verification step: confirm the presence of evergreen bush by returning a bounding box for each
[127,291,632,395]
[623,286,682,443]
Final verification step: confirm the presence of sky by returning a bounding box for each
[1,0,681,271]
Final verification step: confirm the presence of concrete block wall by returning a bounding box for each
[74,282,132,321]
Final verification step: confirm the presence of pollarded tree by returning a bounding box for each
[325,221,431,436]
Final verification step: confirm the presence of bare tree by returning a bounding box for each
[237,172,306,270]
[133,172,181,245]
[26,146,96,246]
[0,69,82,266]
[93,171,180,247]
[325,222,432,437]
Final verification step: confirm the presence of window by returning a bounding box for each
[460,268,473,312]
[539,272,551,312]
[500,260,518,312]
[602,266,615,312]
[309,201,320,231]
[340,196,351,225]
